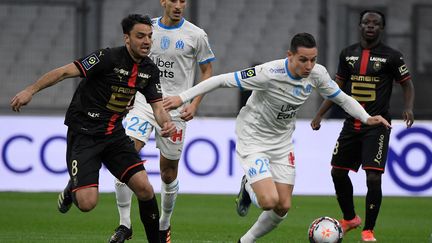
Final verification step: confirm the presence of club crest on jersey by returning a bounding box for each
[240,68,256,79]
[175,39,184,50]
[373,61,382,71]
[293,86,302,96]
[82,54,100,70]
[161,36,170,50]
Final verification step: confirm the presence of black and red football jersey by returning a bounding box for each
[336,42,411,129]
[65,46,162,135]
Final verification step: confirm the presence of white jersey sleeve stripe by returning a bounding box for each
[234,72,244,91]
[198,57,216,65]
[326,88,341,98]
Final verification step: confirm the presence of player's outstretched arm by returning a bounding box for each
[331,91,391,129]
[10,63,80,112]
[164,72,235,112]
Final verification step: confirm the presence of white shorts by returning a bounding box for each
[123,110,186,160]
[238,150,296,185]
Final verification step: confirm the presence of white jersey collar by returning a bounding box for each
[157,17,185,30]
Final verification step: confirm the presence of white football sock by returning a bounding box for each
[115,179,133,228]
[245,180,260,208]
[159,178,179,230]
[240,210,287,243]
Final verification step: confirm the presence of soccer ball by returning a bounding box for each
[308,216,343,243]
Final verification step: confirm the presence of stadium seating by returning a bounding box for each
[0,4,75,110]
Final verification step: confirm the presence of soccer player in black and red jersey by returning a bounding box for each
[310,10,415,242]
[10,14,175,243]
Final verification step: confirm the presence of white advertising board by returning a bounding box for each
[0,116,431,196]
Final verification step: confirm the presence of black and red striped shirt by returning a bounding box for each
[65,46,162,135]
[336,42,411,130]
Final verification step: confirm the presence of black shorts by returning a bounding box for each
[331,125,390,172]
[66,129,144,191]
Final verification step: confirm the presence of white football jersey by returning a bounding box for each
[133,17,215,118]
[232,59,340,157]
[178,58,340,159]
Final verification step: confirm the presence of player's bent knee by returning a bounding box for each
[160,171,177,184]
[77,202,97,212]
[76,197,97,212]
[74,187,98,212]
[278,201,291,212]
[130,182,154,200]
[258,194,279,210]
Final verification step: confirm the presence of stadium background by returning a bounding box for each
[0,0,431,195]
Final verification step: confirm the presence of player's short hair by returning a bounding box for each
[121,14,152,34]
[359,10,386,27]
[290,33,317,53]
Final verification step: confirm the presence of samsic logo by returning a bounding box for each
[350,75,380,82]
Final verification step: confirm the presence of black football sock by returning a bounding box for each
[138,195,160,243]
[364,171,382,230]
[332,170,356,220]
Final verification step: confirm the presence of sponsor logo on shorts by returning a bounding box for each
[87,112,100,118]
[248,167,257,178]
[374,134,385,165]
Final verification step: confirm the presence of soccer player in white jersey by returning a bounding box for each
[109,0,215,243]
[163,33,391,243]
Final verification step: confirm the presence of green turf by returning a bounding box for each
[0,192,430,242]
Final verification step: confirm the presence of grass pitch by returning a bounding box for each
[0,192,430,242]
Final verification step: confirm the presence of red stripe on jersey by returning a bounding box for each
[147,97,163,103]
[120,161,145,181]
[354,103,365,131]
[71,183,98,192]
[74,60,87,77]
[335,74,346,81]
[362,166,384,172]
[332,165,358,172]
[105,113,121,135]
[359,49,370,75]
[128,63,138,87]
[398,75,411,84]
[354,119,362,131]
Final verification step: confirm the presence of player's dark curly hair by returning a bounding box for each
[290,32,316,53]
[359,10,386,27]
[121,14,152,34]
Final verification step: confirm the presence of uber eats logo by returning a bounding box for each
[155,57,174,78]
